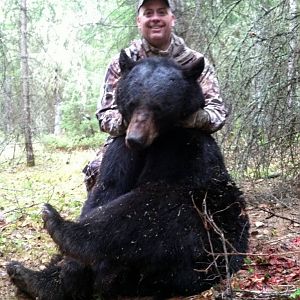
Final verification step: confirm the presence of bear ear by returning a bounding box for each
[182,57,205,81]
[119,49,135,75]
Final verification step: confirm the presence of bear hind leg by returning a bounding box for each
[7,261,65,300]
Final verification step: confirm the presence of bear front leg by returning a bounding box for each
[42,204,84,256]
[42,203,64,242]
[42,204,77,255]
[42,204,102,263]
[80,136,146,218]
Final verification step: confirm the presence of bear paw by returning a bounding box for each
[42,203,59,222]
[42,204,63,235]
[7,261,33,294]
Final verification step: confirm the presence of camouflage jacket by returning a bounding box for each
[96,34,227,136]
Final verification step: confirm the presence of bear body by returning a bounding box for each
[7,51,249,299]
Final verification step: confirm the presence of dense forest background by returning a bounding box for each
[0,0,299,180]
[1,2,300,298]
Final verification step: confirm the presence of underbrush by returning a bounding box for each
[40,132,108,150]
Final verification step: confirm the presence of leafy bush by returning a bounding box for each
[41,132,108,151]
[60,98,99,138]
[290,289,300,300]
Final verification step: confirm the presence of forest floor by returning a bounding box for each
[0,147,299,300]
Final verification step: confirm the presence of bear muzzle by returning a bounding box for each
[125,107,158,150]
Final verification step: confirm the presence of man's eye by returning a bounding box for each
[144,11,153,17]
[157,9,167,16]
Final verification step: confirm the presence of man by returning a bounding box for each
[83,0,227,192]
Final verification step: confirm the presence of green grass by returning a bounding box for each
[0,143,97,298]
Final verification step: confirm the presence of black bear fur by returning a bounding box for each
[7,50,249,300]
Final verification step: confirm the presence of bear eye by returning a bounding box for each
[152,104,162,113]
[127,100,136,111]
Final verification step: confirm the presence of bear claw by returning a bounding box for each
[6,261,22,278]
[6,261,31,292]
[42,203,58,222]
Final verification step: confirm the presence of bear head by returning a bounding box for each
[116,49,205,149]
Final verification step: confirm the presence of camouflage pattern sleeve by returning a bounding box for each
[177,48,227,133]
[95,55,127,137]
[197,58,228,133]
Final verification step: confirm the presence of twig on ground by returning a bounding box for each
[258,207,300,225]
[191,193,234,299]
[233,287,298,299]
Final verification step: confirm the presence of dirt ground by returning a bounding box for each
[0,178,299,300]
[227,178,300,300]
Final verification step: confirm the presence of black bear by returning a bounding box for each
[7,50,249,300]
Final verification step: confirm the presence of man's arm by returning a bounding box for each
[95,57,127,137]
[182,58,228,133]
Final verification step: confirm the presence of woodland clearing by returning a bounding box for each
[0,146,299,300]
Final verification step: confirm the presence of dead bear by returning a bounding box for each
[7,50,249,300]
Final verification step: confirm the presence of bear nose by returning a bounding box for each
[126,135,147,150]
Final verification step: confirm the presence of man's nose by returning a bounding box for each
[150,12,161,21]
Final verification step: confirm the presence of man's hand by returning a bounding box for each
[100,110,128,137]
[180,109,210,129]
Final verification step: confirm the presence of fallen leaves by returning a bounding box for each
[231,201,300,299]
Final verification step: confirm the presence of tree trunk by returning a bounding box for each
[3,78,13,134]
[20,0,35,166]
[173,0,187,39]
[54,68,62,135]
[287,0,297,109]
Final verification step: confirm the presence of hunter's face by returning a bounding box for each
[137,0,175,50]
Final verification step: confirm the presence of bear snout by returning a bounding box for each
[125,107,158,150]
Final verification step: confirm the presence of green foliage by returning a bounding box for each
[60,97,98,137]
[243,257,254,274]
[41,132,108,150]
[290,289,300,300]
